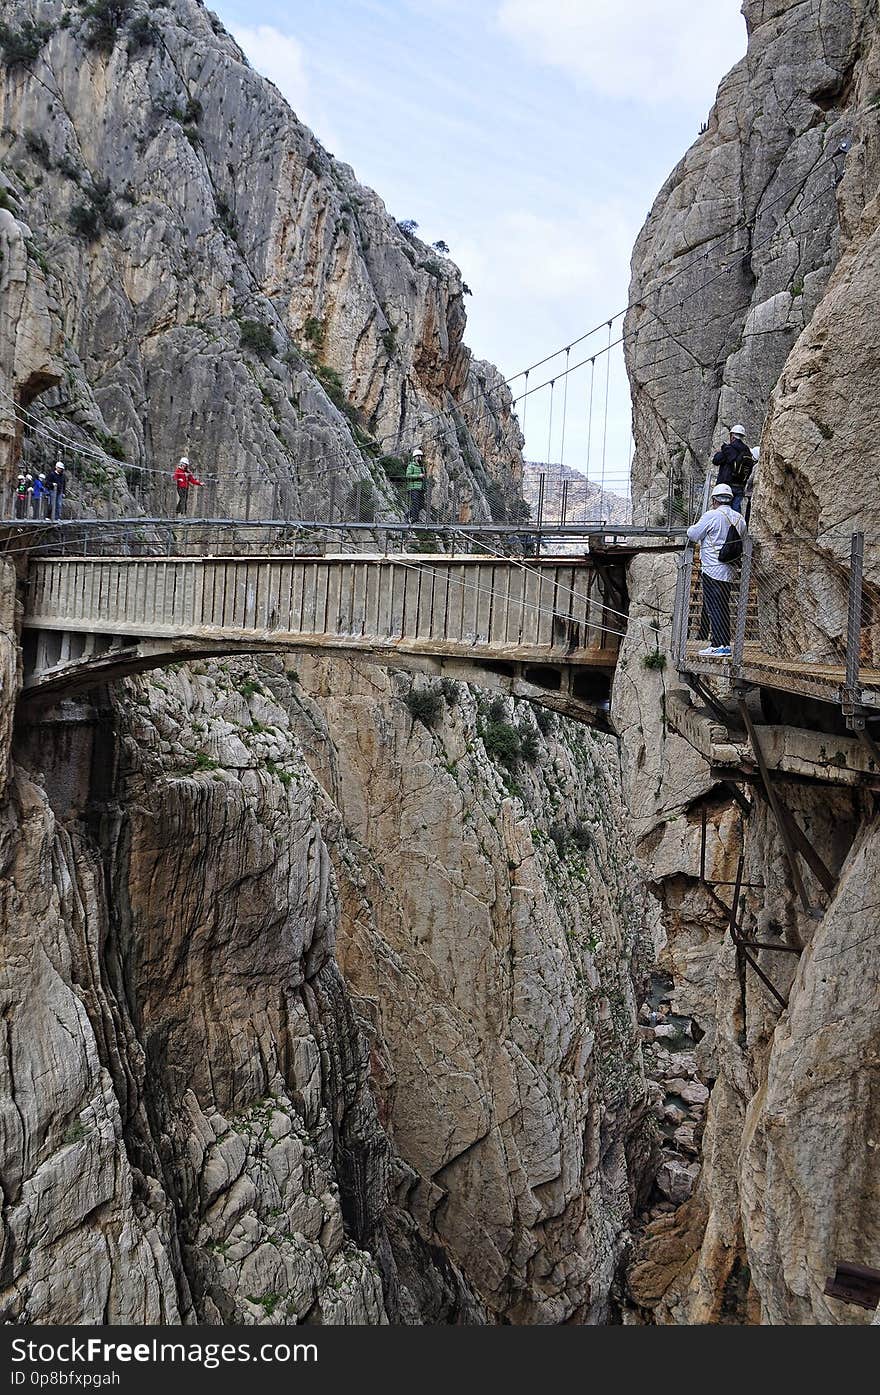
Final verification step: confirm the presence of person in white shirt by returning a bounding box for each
[686,482,747,655]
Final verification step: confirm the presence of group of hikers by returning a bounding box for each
[686,423,758,656]
[12,451,425,521]
[14,463,67,519]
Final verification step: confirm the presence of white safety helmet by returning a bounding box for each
[412,448,424,458]
[711,483,734,501]
[38,473,46,481]
[730,424,746,437]
[179,456,189,466]
[55,460,63,469]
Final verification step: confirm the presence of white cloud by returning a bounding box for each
[496,0,746,109]
[230,23,344,151]
[453,204,636,308]
[231,25,310,113]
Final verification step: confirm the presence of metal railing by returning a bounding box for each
[4,466,706,540]
[672,531,880,711]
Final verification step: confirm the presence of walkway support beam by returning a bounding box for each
[738,697,813,923]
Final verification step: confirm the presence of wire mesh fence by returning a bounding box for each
[3,466,704,539]
[673,532,880,708]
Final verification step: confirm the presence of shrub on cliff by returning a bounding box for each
[83,0,133,51]
[127,13,160,51]
[482,720,521,765]
[518,726,540,764]
[405,688,443,727]
[69,201,101,240]
[239,319,275,359]
[0,18,53,65]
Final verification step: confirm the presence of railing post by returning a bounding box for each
[672,551,691,666]
[536,472,545,555]
[560,478,569,527]
[673,546,695,666]
[844,530,864,707]
[731,535,753,677]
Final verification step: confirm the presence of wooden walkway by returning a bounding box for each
[682,641,880,710]
[20,552,626,723]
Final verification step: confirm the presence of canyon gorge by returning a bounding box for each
[0,0,877,1326]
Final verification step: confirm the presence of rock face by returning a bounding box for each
[618,0,880,1324]
[0,0,523,523]
[0,649,651,1324]
[0,0,653,1325]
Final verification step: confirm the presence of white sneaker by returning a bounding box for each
[697,645,717,656]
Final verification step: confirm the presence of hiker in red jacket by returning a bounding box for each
[173,456,202,515]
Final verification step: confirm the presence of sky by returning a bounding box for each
[213,0,747,497]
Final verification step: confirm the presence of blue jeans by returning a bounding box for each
[729,492,744,513]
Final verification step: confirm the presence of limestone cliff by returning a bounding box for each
[618,0,880,1324]
[0,0,522,522]
[0,0,653,1325]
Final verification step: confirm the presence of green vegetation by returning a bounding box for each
[24,238,49,275]
[95,429,127,460]
[642,649,667,672]
[237,678,263,699]
[518,727,540,764]
[535,707,556,736]
[549,822,593,858]
[0,17,54,65]
[69,201,101,240]
[397,218,418,236]
[303,315,326,352]
[24,130,50,166]
[265,759,293,786]
[69,178,125,240]
[216,197,237,240]
[239,319,275,359]
[127,12,160,49]
[380,326,397,357]
[405,688,444,727]
[439,677,459,706]
[57,153,81,182]
[378,453,407,483]
[83,0,133,51]
[482,720,521,764]
[191,753,218,772]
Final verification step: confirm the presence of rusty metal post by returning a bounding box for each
[672,547,694,666]
[560,477,569,527]
[844,531,864,708]
[731,534,753,677]
[738,697,812,921]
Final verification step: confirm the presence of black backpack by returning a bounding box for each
[718,515,743,564]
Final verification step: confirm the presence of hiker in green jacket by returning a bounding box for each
[405,448,426,522]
